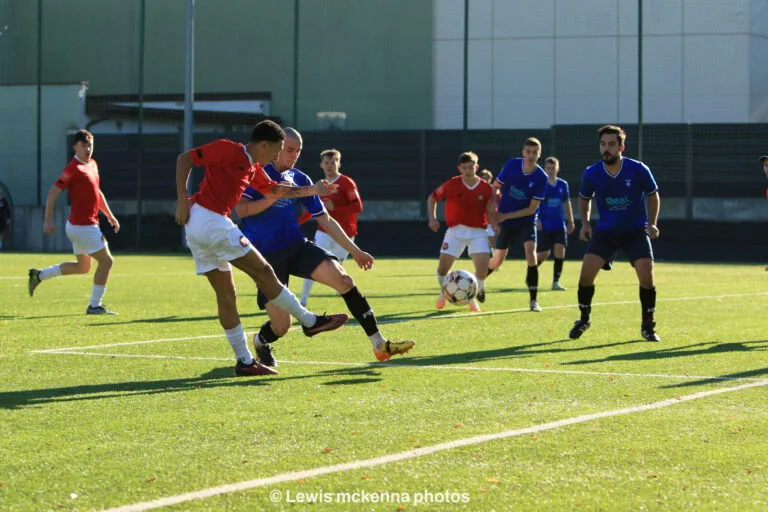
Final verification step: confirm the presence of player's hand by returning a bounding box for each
[428,219,440,232]
[579,223,592,242]
[314,179,339,197]
[566,220,575,235]
[352,250,374,270]
[648,224,660,240]
[492,223,500,235]
[322,198,335,211]
[175,200,190,226]
[108,216,120,234]
[43,220,56,235]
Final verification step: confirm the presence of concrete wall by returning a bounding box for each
[434,0,768,129]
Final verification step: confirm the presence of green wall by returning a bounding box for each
[0,0,433,130]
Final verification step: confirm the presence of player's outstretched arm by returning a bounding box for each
[175,151,194,225]
[267,180,338,199]
[235,196,276,219]
[43,185,63,235]
[316,213,373,270]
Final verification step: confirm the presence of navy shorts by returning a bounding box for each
[536,229,567,252]
[257,239,336,309]
[586,227,654,264]
[495,222,536,250]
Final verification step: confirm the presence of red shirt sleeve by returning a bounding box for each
[249,164,278,194]
[297,210,313,225]
[190,139,233,167]
[54,165,75,190]
[431,181,449,202]
[330,178,363,215]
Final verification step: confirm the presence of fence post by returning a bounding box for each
[419,130,427,220]
[685,123,694,220]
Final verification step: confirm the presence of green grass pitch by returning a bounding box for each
[1,252,766,511]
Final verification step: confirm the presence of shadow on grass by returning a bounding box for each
[662,366,768,388]
[87,312,265,326]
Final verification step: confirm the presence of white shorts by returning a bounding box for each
[66,222,106,255]
[440,225,490,258]
[486,225,495,238]
[185,203,253,275]
[315,230,351,262]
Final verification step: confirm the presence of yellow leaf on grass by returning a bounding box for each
[487,478,500,484]
[147,476,156,482]
[454,422,463,428]
[323,447,332,453]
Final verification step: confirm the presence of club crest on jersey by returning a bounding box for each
[477,194,485,201]
[625,179,632,187]
[529,182,534,188]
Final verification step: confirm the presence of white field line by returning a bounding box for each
[100,379,768,512]
[34,350,765,383]
[29,290,768,355]
[0,273,192,280]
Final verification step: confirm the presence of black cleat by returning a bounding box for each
[641,321,661,342]
[302,313,349,337]
[253,338,277,367]
[602,260,613,271]
[569,319,591,339]
[86,305,117,315]
[234,359,278,376]
[28,269,41,297]
[476,289,486,303]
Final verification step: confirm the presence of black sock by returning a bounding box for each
[639,286,656,324]
[487,267,495,276]
[258,321,281,344]
[553,258,564,281]
[526,265,539,301]
[341,286,379,336]
[577,285,595,321]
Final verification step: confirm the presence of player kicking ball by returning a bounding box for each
[235,127,415,366]
[427,152,496,312]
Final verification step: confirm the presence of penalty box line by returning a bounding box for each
[100,379,768,512]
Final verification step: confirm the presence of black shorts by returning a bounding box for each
[536,229,567,252]
[256,239,336,309]
[495,222,536,250]
[586,227,654,264]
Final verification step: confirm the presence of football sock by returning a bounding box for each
[526,265,539,301]
[553,258,564,282]
[577,285,595,321]
[300,278,314,304]
[487,267,495,276]
[90,285,106,307]
[436,272,447,289]
[224,324,253,364]
[477,278,486,291]
[271,286,316,327]
[256,321,280,346]
[639,286,656,323]
[39,264,62,281]
[341,287,384,350]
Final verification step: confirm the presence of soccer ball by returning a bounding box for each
[442,270,478,306]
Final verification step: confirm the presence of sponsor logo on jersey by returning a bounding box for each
[606,196,631,206]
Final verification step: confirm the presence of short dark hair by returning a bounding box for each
[458,151,478,165]
[73,129,93,145]
[544,156,559,168]
[250,120,285,143]
[321,148,341,160]
[523,137,542,151]
[478,169,493,181]
[598,125,626,145]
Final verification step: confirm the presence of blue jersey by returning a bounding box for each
[496,158,548,226]
[538,178,570,232]
[579,157,658,235]
[240,163,325,254]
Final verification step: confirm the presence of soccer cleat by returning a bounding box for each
[468,299,481,312]
[28,269,41,297]
[234,359,278,376]
[373,340,416,362]
[602,260,613,271]
[436,292,446,310]
[253,336,277,367]
[302,313,349,337]
[552,281,567,291]
[476,288,486,303]
[641,321,661,342]
[530,300,542,312]
[86,305,117,315]
[569,319,591,339]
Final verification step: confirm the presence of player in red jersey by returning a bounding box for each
[300,148,363,307]
[427,152,497,312]
[28,130,121,315]
[175,120,349,377]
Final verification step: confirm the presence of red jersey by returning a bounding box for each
[431,176,493,229]
[318,174,362,237]
[55,157,101,225]
[189,139,277,216]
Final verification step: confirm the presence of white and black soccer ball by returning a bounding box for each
[442,269,478,306]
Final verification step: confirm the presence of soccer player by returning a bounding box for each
[300,148,362,307]
[235,128,415,365]
[427,152,496,312]
[569,125,661,342]
[0,189,10,250]
[535,156,575,291]
[175,121,349,377]
[488,138,549,312]
[478,169,497,252]
[28,130,120,314]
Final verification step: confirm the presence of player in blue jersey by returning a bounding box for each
[488,138,549,312]
[535,157,575,291]
[235,128,415,366]
[569,125,661,342]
